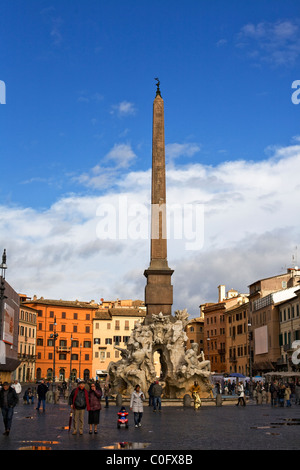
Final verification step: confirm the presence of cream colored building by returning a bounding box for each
[225,298,250,376]
[92,301,146,379]
[15,301,38,382]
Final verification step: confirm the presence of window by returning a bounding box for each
[94,338,100,344]
[84,341,91,348]
[62,312,66,319]
[50,311,54,318]
[105,338,112,345]
[123,336,130,343]
[85,326,90,333]
[107,323,111,329]
[86,314,90,320]
[61,324,66,332]
[125,320,129,331]
[115,320,120,330]
[73,325,77,333]
[113,336,121,345]
[74,313,78,320]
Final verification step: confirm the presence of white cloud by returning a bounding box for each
[237,19,300,66]
[166,142,201,165]
[110,101,137,117]
[1,142,300,315]
[73,143,137,189]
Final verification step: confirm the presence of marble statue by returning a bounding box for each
[107,309,213,399]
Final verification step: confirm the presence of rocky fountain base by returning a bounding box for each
[107,310,212,399]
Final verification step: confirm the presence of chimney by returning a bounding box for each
[218,285,226,302]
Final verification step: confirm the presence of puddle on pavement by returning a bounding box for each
[102,442,150,450]
[19,440,59,450]
[251,418,300,432]
[19,445,52,450]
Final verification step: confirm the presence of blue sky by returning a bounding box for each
[1,1,300,313]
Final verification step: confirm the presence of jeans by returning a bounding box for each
[37,398,46,411]
[133,412,143,425]
[153,397,161,410]
[26,396,34,404]
[1,407,14,431]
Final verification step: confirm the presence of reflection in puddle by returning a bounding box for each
[18,446,52,450]
[102,442,150,450]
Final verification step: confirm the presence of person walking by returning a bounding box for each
[88,382,102,434]
[236,382,246,406]
[270,381,278,407]
[36,379,48,412]
[11,380,22,401]
[152,381,163,412]
[69,381,90,435]
[295,380,300,405]
[285,384,292,407]
[148,381,155,407]
[103,381,111,408]
[278,384,285,407]
[130,384,144,428]
[0,381,18,435]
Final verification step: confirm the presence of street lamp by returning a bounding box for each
[50,316,58,389]
[79,343,82,380]
[248,321,252,379]
[69,335,73,383]
[0,249,7,342]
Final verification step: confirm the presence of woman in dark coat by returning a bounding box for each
[88,383,102,434]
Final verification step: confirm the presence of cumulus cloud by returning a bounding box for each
[1,142,300,316]
[74,143,137,189]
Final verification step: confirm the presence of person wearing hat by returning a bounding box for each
[0,382,18,435]
[69,381,90,435]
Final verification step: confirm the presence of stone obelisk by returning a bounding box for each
[144,79,174,319]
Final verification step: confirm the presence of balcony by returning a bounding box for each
[229,356,237,363]
[18,354,36,362]
[56,346,71,353]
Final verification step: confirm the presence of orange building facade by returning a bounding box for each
[24,297,99,383]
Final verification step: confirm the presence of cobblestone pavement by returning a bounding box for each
[1,398,300,452]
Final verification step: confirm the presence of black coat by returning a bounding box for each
[37,383,48,399]
[0,387,18,408]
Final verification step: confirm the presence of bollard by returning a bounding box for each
[183,394,192,407]
[46,391,53,403]
[54,390,60,404]
[257,392,262,405]
[116,393,123,407]
[216,393,222,407]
